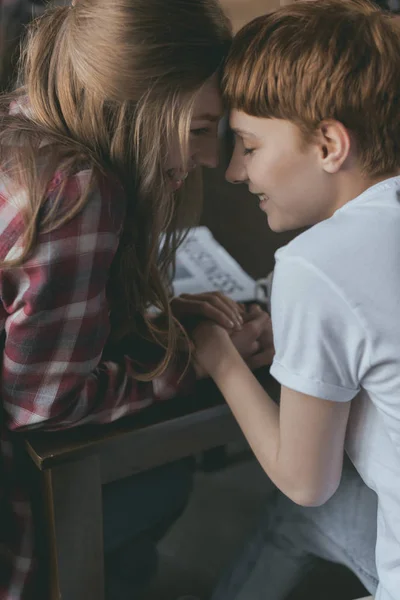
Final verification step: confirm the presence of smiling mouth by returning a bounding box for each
[167,169,189,182]
[257,194,270,210]
[167,169,189,191]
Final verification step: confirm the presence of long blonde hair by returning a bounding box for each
[0,0,231,379]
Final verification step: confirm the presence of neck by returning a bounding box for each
[332,168,399,214]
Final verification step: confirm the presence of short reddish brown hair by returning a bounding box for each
[223,0,400,177]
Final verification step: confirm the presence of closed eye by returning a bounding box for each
[191,127,211,136]
[243,147,255,156]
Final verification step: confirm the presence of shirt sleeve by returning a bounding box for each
[0,171,194,431]
[269,255,371,402]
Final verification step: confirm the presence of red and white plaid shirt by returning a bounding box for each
[0,168,193,599]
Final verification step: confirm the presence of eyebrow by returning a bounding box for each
[193,113,222,122]
[231,128,258,138]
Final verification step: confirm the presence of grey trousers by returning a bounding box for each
[211,458,379,600]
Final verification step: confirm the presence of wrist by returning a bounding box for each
[193,359,208,380]
[208,338,243,381]
[193,324,233,378]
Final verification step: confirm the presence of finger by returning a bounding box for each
[258,327,274,350]
[182,299,237,329]
[243,312,271,339]
[250,310,271,328]
[247,349,275,370]
[193,293,243,328]
[172,295,239,328]
[243,303,266,323]
[250,340,261,355]
[240,340,261,357]
[257,313,273,336]
[248,303,263,315]
[234,339,260,360]
[202,292,244,323]
[238,303,246,313]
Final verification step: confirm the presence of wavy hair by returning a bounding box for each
[0,0,231,379]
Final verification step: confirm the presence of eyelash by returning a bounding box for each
[243,147,255,156]
[191,127,211,136]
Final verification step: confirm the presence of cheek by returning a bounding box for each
[200,136,217,155]
[247,155,268,185]
[247,153,283,189]
[165,138,182,170]
[188,136,203,158]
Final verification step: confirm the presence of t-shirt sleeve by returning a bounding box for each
[270,256,370,402]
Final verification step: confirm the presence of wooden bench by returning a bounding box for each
[25,370,280,600]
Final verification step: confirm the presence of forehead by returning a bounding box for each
[229,110,260,133]
[192,74,224,119]
[229,110,302,142]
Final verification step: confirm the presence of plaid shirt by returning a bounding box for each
[0,168,194,599]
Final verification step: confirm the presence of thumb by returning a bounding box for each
[246,311,271,338]
[247,349,274,370]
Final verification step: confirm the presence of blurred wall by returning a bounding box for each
[219,0,282,31]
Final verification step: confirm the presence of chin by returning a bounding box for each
[267,210,308,232]
[267,216,291,233]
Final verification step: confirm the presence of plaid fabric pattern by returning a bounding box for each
[0,168,194,598]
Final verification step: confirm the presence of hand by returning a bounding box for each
[243,305,275,370]
[171,292,244,331]
[192,307,273,377]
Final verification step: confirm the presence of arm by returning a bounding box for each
[199,331,350,506]
[1,171,193,432]
[194,257,370,506]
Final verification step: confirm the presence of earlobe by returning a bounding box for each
[318,120,351,174]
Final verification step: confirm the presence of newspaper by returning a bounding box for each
[173,227,257,302]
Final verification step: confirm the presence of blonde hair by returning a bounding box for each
[223,0,400,177]
[0,0,231,379]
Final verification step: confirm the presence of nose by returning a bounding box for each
[195,136,219,169]
[190,132,219,169]
[225,150,247,184]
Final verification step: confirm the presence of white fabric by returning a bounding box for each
[270,176,400,600]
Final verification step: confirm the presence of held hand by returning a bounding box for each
[192,307,274,377]
[244,305,275,370]
[171,292,244,331]
[230,307,270,361]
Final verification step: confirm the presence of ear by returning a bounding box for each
[315,120,351,174]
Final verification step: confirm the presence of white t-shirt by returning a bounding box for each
[270,175,400,600]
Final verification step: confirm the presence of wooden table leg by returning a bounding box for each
[44,455,104,600]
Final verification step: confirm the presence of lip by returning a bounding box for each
[171,179,184,191]
[167,169,189,191]
[259,196,269,211]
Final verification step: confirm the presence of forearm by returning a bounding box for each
[210,344,347,506]
[210,346,284,489]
